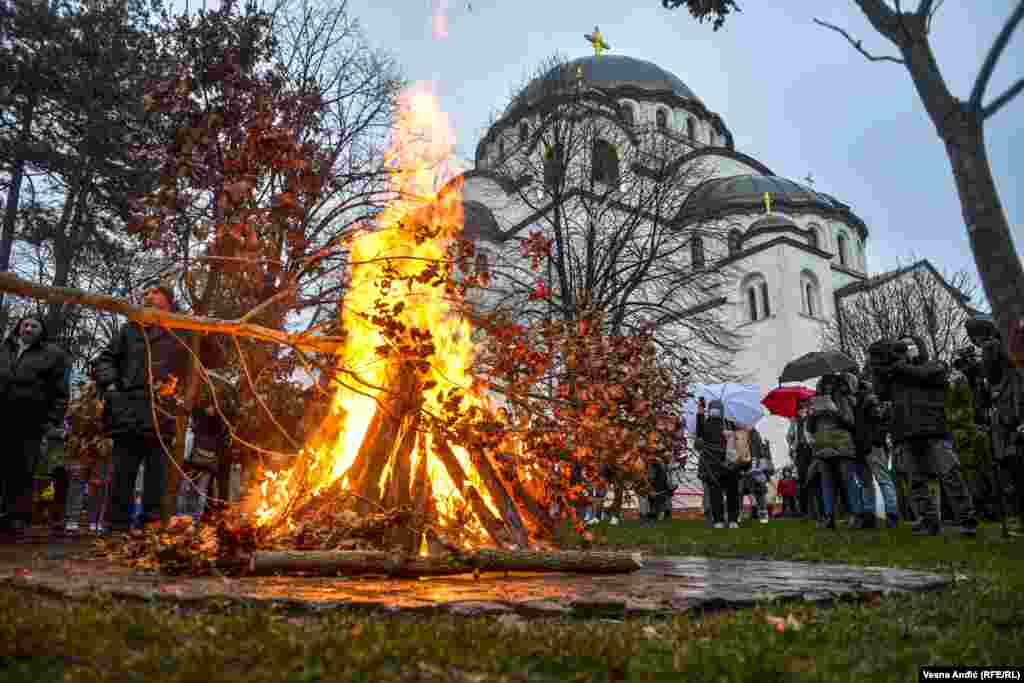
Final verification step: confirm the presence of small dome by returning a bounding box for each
[677,174,867,237]
[516,55,702,106]
[747,214,799,232]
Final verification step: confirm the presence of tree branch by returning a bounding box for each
[916,0,934,16]
[813,18,906,64]
[970,0,1024,111]
[982,77,1024,121]
[0,272,344,354]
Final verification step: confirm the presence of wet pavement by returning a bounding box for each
[0,531,949,617]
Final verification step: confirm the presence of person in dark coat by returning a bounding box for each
[875,335,978,536]
[93,285,190,535]
[0,316,70,534]
[696,399,742,528]
[806,373,866,530]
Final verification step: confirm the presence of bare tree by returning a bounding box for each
[661,0,1024,363]
[469,54,742,383]
[823,259,984,367]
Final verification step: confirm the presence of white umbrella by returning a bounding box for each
[683,383,765,433]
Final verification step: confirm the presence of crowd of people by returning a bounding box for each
[0,286,235,540]
[1,287,1021,542]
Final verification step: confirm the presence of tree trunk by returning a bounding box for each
[0,92,38,331]
[856,6,1024,351]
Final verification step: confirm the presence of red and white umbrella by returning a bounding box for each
[761,386,816,419]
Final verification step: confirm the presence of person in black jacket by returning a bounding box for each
[93,285,190,535]
[0,316,70,534]
[696,399,742,528]
[874,335,978,536]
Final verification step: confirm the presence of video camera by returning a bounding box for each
[867,339,909,370]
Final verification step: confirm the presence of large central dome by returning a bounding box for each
[519,55,702,105]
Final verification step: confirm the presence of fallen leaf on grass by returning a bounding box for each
[765,614,803,632]
[783,657,817,673]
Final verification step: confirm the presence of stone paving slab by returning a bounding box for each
[0,535,949,617]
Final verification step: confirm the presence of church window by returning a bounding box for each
[837,232,849,267]
[498,137,505,159]
[519,121,529,144]
[691,235,705,269]
[800,269,822,318]
[687,117,696,140]
[741,273,767,323]
[591,139,620,186]
[543,140,564,190]
[656,108,668,130]
[807,226,820,249]
[728,228,742,255]
[857,239,866,270]
[621,102,635,126]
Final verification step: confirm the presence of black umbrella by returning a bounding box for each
[778,351,858,383]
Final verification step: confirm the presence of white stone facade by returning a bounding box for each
[457,55,874,468]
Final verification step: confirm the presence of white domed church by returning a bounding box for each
[449,53,879,469]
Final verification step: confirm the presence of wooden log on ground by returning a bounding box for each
[248,548,644,577]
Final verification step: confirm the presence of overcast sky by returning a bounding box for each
[337,0,1022,306]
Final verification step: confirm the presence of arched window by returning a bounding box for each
[741,273,767,323]
[686,117,696,140]
[691,235,705,269]
[518,121,529,144]
[857,239,866,271]
[543,141,564,190]
[800,269,822,318]
[591,139,619,186]
[498,137,505,159]
[656,108,668,130]
[728,228,742,255]
[807,226,820,250]
[837,232,848,267]
[620,102,635,126]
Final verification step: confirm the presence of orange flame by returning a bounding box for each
[255,82,501,545]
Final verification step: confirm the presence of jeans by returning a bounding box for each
[818,458,867,517]
[109,432,169,530]
[863,447,899,517]
[63,463,87,526]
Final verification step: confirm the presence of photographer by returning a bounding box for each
[806,373,869,530]
[854,373,900,528]
[870,336,978,536]
[965,317,1024,525]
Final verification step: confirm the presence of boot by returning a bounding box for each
[958,517,979,537]
[859,513,878,530]
[886,513,899,529]
[912,518,941,536]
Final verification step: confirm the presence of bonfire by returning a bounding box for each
[103,84,641,579]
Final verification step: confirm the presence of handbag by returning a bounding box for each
[731,429,753,468]
[190,446,219,470]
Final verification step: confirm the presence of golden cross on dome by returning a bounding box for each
[584,26,610,57]
[763,192,772,214]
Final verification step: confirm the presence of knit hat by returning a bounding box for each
[148,284,177,312]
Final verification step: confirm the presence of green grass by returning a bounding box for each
[2,519,1024,682]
